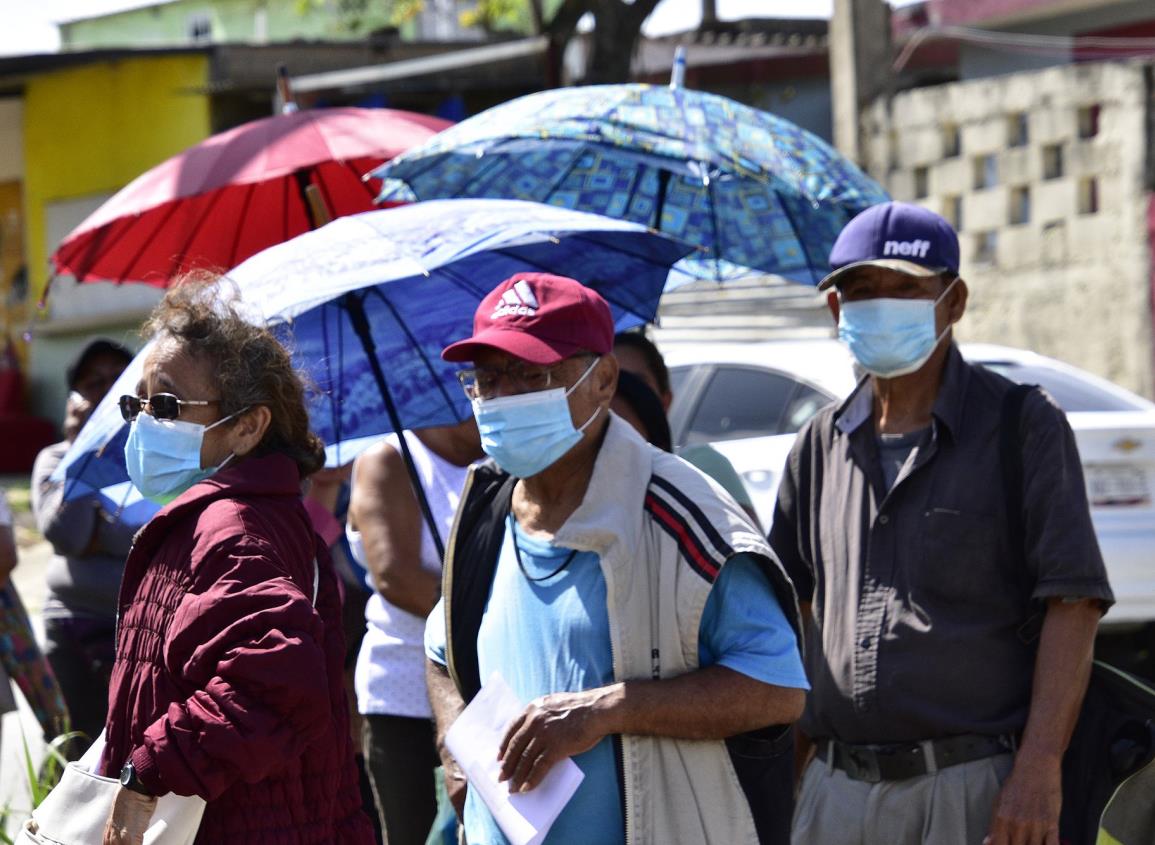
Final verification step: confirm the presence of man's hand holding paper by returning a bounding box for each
[445,673,585,845]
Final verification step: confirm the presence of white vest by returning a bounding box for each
[351,432,468,718]
[551,416,785,845]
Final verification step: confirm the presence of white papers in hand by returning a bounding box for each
[444,672,585,845]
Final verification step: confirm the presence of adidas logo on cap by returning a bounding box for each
[491,279,540,318]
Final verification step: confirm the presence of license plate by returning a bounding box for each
[1086,465,1150,507]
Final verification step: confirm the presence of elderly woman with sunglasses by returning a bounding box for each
[98,282,375,845]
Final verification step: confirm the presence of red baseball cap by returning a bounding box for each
[442,273,615,364]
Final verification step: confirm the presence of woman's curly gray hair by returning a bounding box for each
[143,275,326,478]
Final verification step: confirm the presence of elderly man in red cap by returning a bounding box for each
[423,273,808,845]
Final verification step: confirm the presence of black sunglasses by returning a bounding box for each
[119,393,219,422]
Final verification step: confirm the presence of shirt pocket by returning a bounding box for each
[917,508,1000,602]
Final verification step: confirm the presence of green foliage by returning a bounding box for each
[0,480,30,515]
[388,0,425,26]
[460,0,533,32]
[0,729,88,844]
[294,0,425,31]
[292,0,573,39]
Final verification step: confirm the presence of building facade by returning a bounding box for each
[0,51,213,421]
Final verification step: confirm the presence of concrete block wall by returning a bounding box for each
[863,60,1155,398]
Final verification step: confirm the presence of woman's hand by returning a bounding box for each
[102,787,157,845]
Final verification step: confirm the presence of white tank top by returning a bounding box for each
[350,432,469,718]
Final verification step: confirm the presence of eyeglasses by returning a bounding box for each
[457,355,593,401]
[119,393,219,422]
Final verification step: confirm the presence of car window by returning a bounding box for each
[783,384,832,433]
[980,361,1148,412]
[685,366,798,444]
[668,366,691,399]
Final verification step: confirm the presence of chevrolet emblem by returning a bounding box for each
[1112,438,1142,454]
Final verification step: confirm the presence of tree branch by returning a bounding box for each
[545,0,591,43]
[528,0,545,34]
[624,0,663,28]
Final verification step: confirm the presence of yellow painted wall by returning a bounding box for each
[0,180,26,365]
[22,54,211,301]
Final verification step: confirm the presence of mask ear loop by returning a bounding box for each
[565,357,605,433]
[203,405,253,472]
[563,356,602,398]
[925,275,962,353]
[933,274,961,307]
[577,405,603,433]
[204,405,252,432]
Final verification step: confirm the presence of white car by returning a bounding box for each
[662,339,1155,630]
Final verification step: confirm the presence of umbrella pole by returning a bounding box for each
[342,292,446,561]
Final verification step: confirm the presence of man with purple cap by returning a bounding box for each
[424,272,809,845]
[769,202,1113,845]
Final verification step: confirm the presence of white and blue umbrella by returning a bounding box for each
[54,198,694,548]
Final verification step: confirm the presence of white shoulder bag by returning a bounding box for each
[19,560,321,844]
[17,731,206,845]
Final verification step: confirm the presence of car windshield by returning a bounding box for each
[980,361,1149,412]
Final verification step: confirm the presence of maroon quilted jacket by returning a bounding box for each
[99,452,374,844]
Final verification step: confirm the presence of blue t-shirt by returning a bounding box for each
[425,517,808,845]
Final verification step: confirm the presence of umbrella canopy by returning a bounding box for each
[371,84,889,284]
[52,107,452,286]
[54,198,693,509]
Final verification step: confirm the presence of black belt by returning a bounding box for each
[815,734,1016,783]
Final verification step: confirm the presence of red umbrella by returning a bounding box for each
[52,107,452,286]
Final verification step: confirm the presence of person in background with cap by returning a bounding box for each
[770,201,1112,845]
[31,338,134,750]
[424,273,809,845]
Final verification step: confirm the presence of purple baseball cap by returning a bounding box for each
[818,201,960,291]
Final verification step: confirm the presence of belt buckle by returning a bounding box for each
[845,746,882,783]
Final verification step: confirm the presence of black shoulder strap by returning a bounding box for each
[1000,383,1042,642]
[448,465,516,703]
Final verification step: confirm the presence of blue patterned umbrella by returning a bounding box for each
[371,84,889,284]
[53,199,693,549]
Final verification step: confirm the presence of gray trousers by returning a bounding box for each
[791,752,1014,845]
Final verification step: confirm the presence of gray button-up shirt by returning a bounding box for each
[769,345,1114,744]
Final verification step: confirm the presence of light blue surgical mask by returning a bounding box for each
[472,357,601,478]
[838,277,959,378]
[124,409,243,504]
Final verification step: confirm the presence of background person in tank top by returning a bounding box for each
[348,420,482,845]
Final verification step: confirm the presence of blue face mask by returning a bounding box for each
[124,410,242,505]
[472,357,601,478]
[837,277,959,379]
